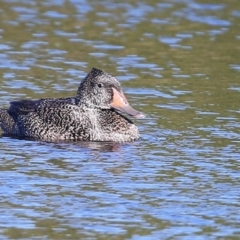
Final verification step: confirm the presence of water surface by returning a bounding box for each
[0,0,240,239]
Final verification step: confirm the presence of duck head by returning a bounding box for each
[77,68,145,118]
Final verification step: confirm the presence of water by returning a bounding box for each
[0,0,240,238]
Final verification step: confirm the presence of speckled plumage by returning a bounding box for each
[0,68,144,142]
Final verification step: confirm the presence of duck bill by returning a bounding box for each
[110,88,145,118]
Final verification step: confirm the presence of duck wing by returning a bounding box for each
[6,98,92,140]
[8,98,82,127]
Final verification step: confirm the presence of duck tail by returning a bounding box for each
[0,109,15,134]
[0,109,5,124]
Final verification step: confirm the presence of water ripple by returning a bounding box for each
[0,0,240,239]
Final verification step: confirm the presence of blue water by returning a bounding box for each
[0,0,240,239]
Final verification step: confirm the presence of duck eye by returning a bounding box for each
[98,83,102,88]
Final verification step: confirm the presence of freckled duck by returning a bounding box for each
[0,68,145,142]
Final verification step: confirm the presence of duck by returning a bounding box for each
[0,68,145,142]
